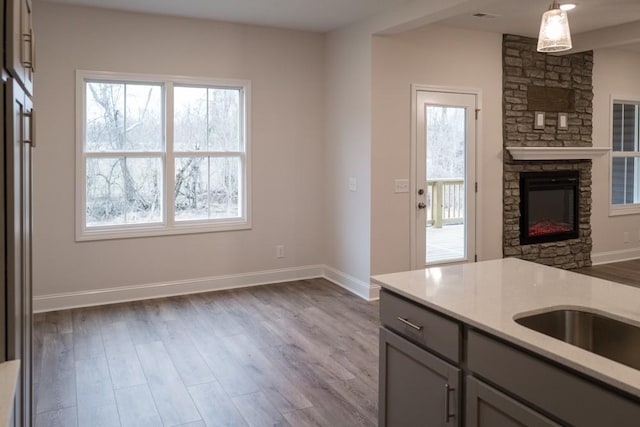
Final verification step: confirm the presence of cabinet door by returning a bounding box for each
[6,77,34,427]
[466,377,560,427]
[379,328,460,427]
[468,330,640,426]
[7,0,35,96]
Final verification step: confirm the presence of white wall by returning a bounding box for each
[371,25,504,275]
[322,1,488,295]
[324,25,373,293]
[32,2,326,304]
[592,48,640,260]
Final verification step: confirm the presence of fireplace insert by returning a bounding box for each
[520,171,579,245]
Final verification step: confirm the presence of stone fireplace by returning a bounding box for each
[502,34,593,269]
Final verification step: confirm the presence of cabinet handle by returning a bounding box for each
[24,110,35,148]
[31,30,36,72]
[396,316,423,331]
[23,30,35,71]
[444,383,455,424]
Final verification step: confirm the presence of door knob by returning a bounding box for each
[418,202,426,209]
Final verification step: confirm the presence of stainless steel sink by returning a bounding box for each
[515,309,640,370]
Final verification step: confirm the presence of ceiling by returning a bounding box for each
[38,0,414,32]
[441,0,640,52]
[40,0,640,51]
[442,0,640,37]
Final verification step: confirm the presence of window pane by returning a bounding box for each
[174,156,240,221]
[209,157,240,218]
[86,82,125,152]
[612,103,639,153]
[125,84,163,151]
[209,88,241,151]
[87,157,163,226]
[174,157,208,221]
[622,104,638,151]
[612,157,637,205]
[174,87,207,151]
[612,103,623,152]
[86,157,126,226]
[125,158,163,223]
[622,104,637,152]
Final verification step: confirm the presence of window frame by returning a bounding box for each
[75,70,252,241]
[610,95,640,217]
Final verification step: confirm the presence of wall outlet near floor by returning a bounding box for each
[624,232,630,243]
[276,245,285,258]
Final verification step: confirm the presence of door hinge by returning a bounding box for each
[475,182,478,193]
[475,109,480,120]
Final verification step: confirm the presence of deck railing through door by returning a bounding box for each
[426,178,464,228]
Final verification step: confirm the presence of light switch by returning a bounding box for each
[394,179,409,193]
[349,177,357,192]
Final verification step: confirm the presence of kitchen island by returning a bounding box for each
[372,257,640,426]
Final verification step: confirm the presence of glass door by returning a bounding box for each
[415,91,476,266]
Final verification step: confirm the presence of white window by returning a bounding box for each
[76,71,251,240]
[611,99,640,215]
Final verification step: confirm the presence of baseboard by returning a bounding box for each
[591,248,640,265]
[323,266,380,301]
[33,264,381,312]
[33,265,325,313]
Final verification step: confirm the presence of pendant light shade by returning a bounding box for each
[537,1,572,52]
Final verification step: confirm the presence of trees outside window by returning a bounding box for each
[77,72,250,240]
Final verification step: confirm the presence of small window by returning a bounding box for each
[76,71,251,240]
[611,100,640,214]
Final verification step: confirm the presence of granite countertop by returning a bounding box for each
[0,360,19,426]
[371,257,640,397]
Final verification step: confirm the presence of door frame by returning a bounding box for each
[410,84,482,269]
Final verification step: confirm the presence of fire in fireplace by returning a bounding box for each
[520,171,579,245]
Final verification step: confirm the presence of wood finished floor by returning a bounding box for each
[573,258,640,289]
[33,278,380,427]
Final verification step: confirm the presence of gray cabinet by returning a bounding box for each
[466,376,560,427]
[3,0,35,424]
[379,328,460,426]
[7,0,34,96]
[5,76,34,427]
[468,330,640,427]
[379,290,640,427]
[380,290,460,363]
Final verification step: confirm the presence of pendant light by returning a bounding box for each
[537,1,572,52]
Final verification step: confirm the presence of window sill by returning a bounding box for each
[609,205,640,217]
[76,219,251,242]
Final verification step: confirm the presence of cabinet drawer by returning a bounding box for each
[380,290,460,363]
[468,330,640,427]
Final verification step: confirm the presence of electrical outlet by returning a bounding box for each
[624,232,630,243]
[276,245,285,258]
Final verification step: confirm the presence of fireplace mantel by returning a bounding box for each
[507,147,610,161]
